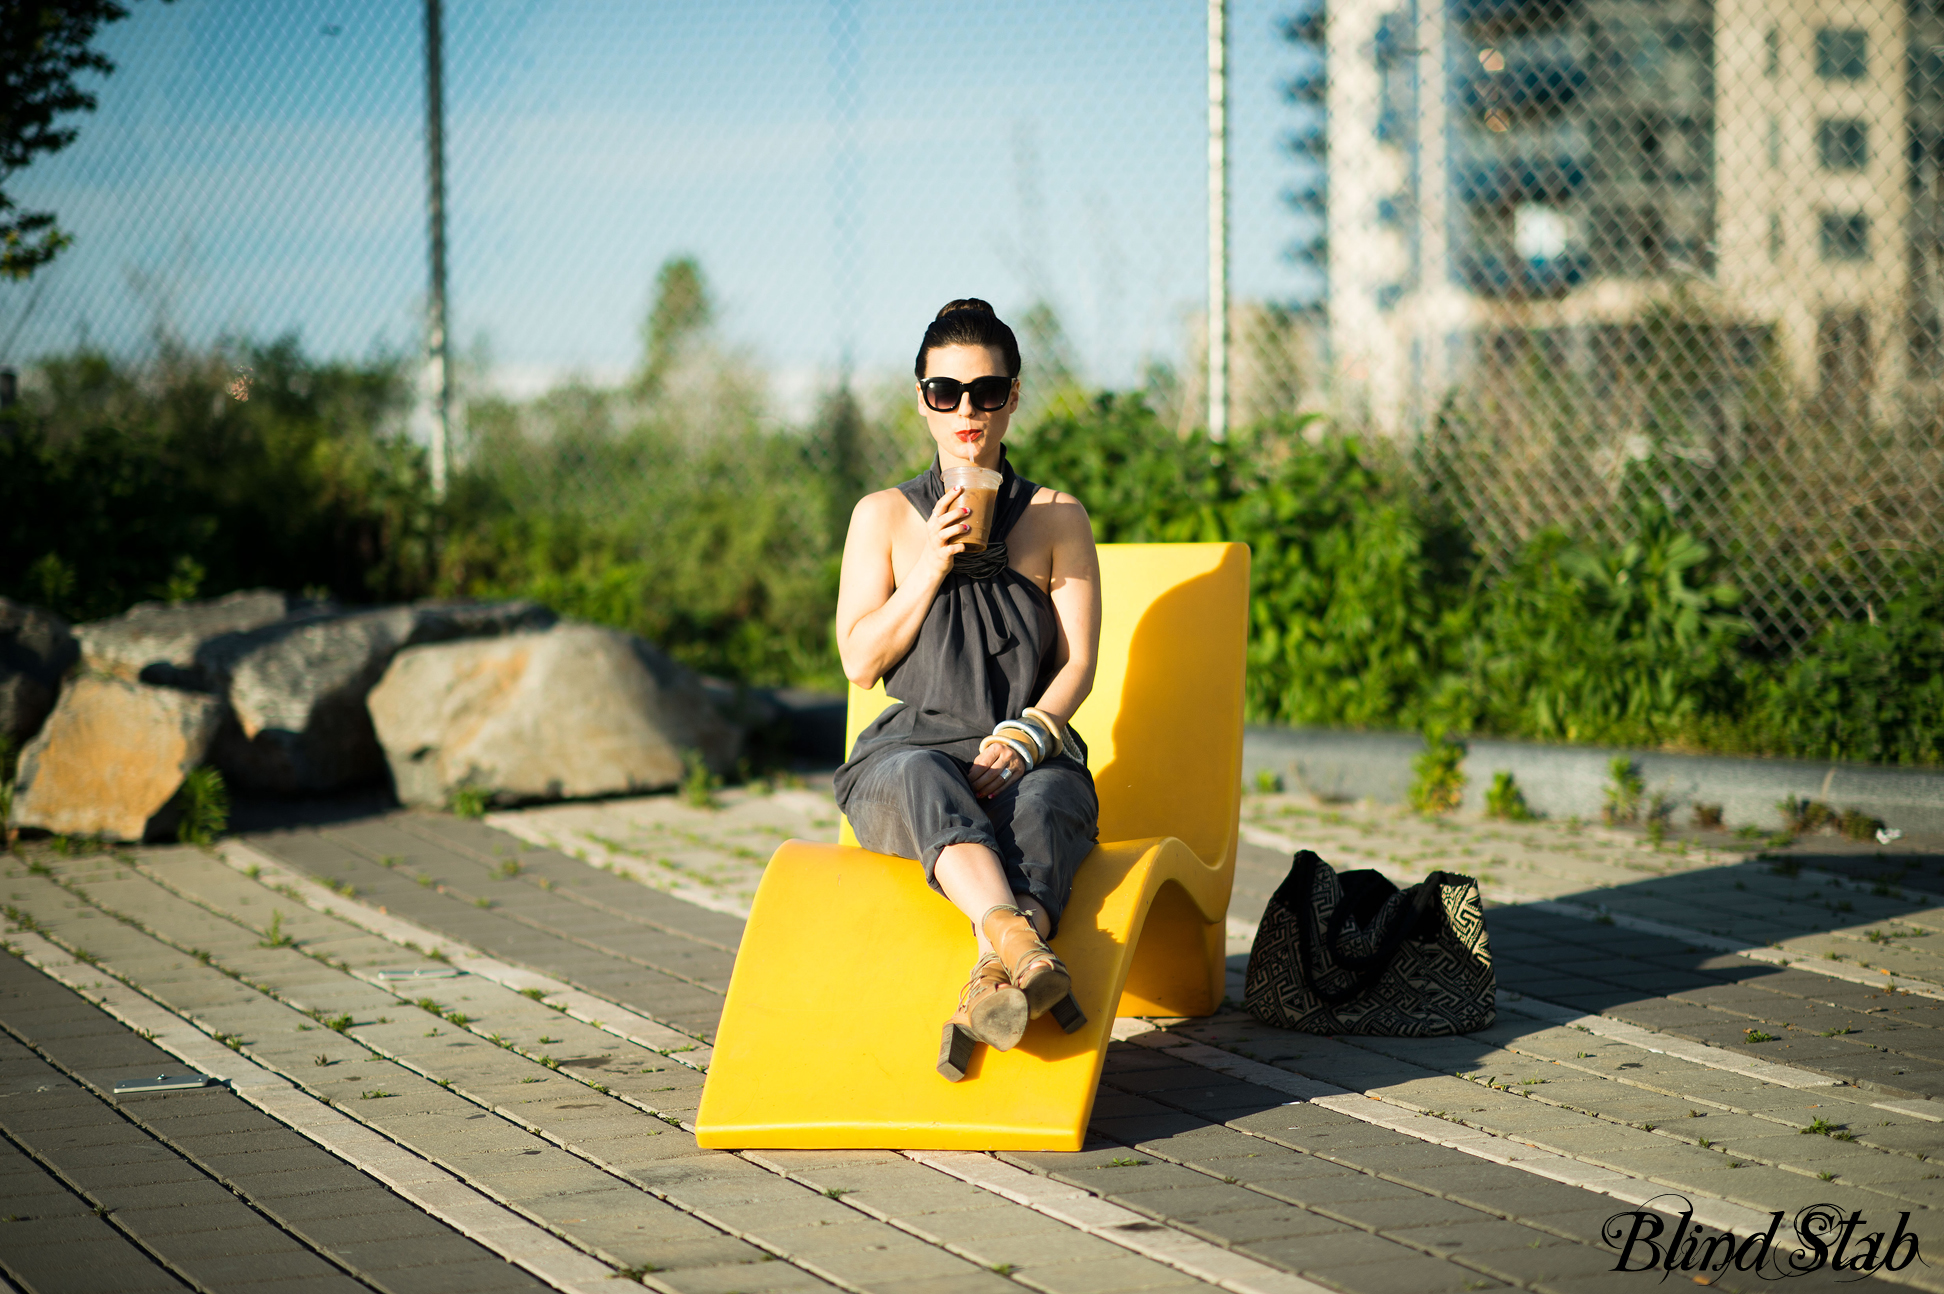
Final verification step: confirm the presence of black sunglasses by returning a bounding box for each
[919,375,1013,413]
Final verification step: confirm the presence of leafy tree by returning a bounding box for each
[636,255,712,395]
[0,1,156,279]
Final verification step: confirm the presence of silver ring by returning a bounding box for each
[1000,767,1012,781]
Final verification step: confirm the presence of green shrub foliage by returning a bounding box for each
[0,340,430,621]
[1749,559,1944,766]
[6,331,1943,767]
[1014,397,1467,729]
[1448,514,1745,747]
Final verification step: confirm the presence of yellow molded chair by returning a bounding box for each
[695,542,1250,1150]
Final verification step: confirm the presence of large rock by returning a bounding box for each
[75,593,555,794]
[209,599,556,793]
[0,598,78,751]
[368,624,738,807]
[11,674,226,841]
[78,588,312,690]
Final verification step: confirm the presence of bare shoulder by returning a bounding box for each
[856,483,912,515]
[851,485,914,531]
[1028,484,1093,535]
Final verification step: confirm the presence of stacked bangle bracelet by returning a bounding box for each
[979,732,1036,768]
[977,710,1066,776]
[1021,707,1066,758]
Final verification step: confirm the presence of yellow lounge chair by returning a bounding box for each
[695,542,1250,1150]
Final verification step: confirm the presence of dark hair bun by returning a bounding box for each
[916,298,1021,378]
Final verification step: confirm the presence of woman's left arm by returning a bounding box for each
[1029,493,1101,730]
[966,493,1098,798]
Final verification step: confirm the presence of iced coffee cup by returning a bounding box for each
[941,464,1004,552]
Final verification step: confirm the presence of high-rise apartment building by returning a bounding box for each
[1324,0,1921,431]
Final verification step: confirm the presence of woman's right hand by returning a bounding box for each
[921,486,971,580]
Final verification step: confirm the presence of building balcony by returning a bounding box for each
[1283,120,1327,161]
[1284,67,1326,104]
[1286,232,1328,267]
[1459,58,1586,114]
[1281,174,1327,212]
[1280,0,1323,45]
[1453,154,1589,205]
[1452,0,1578,33]
[1455,249,1589,296]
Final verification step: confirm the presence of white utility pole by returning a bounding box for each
[424,0,450,499]
[1207,0,1230,440]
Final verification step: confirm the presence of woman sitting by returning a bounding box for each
[833,298,1102,1080]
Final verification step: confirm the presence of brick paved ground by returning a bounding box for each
[2,782,1941,1293]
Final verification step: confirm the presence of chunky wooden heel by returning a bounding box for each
[938,954,1026,1080]
[1048,993,1088,1035]
[937,1023,976,1081]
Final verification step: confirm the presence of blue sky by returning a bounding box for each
[0,0,1318,396]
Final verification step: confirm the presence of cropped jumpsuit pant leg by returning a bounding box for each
[841,745,1097,936]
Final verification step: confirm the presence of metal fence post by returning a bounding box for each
[1207,0,1228,441]
[424,0,449,500]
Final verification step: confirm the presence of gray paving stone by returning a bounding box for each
[1226,1108,1407,1147]
[147,1223,312,1259]
[1535,1274,1691,1294]
[1190,1154,1365,1187]
[1451,1237,1640,1285]
[858,1274,1019,1294]
[1392,1164,1602,1216]
[1243,1227,1422,1270]
[1088,1114,1210,1143]
[1520,1204,1650,1245]
[648,1259,842,1293]
[222,1278,376,1294]
[155,1248,358,1287]
[1384,1215,1579,1254]
[611,1234,771,1271]
[1320,1139,1495,1176]
[0,1144,190,1294]
[861,1185,1022,1218]
[113,803,1944,1294]
[778,1237,982,1282]
[900,1208,1109,1251]
[1308,1253,1511,1293]
[1250,1172,1437,1210]
[329,1257,560,1294]
[1011,1252,1213,1293]
[1172,1205,1352,1246]
[0,1250,186,1294]
[1050,1161,1207,1194]
[1321,1194,1502,1232]
[1101,1183,1299,1222]
[697,1198,866,1235]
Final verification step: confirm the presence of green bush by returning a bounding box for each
[1409,738,1467,814]
[1484,772,1536,822]
[175,767,229,846]
[8,325,1944,768]
[1743,559,1944,766]
[1446,511,1745,747]
[0,340,431,621]
[1015,397,1467,729]
[442,388,860,690]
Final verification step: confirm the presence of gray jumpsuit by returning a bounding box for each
[832,452,1100,934]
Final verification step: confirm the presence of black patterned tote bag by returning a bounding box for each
[1244,850,1495,1036]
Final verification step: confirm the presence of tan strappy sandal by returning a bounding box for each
[937,953,1028,1081]
[980,904,1074,1020]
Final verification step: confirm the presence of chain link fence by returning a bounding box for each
[1320,0,1944,646]
[1,0,1939,651]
